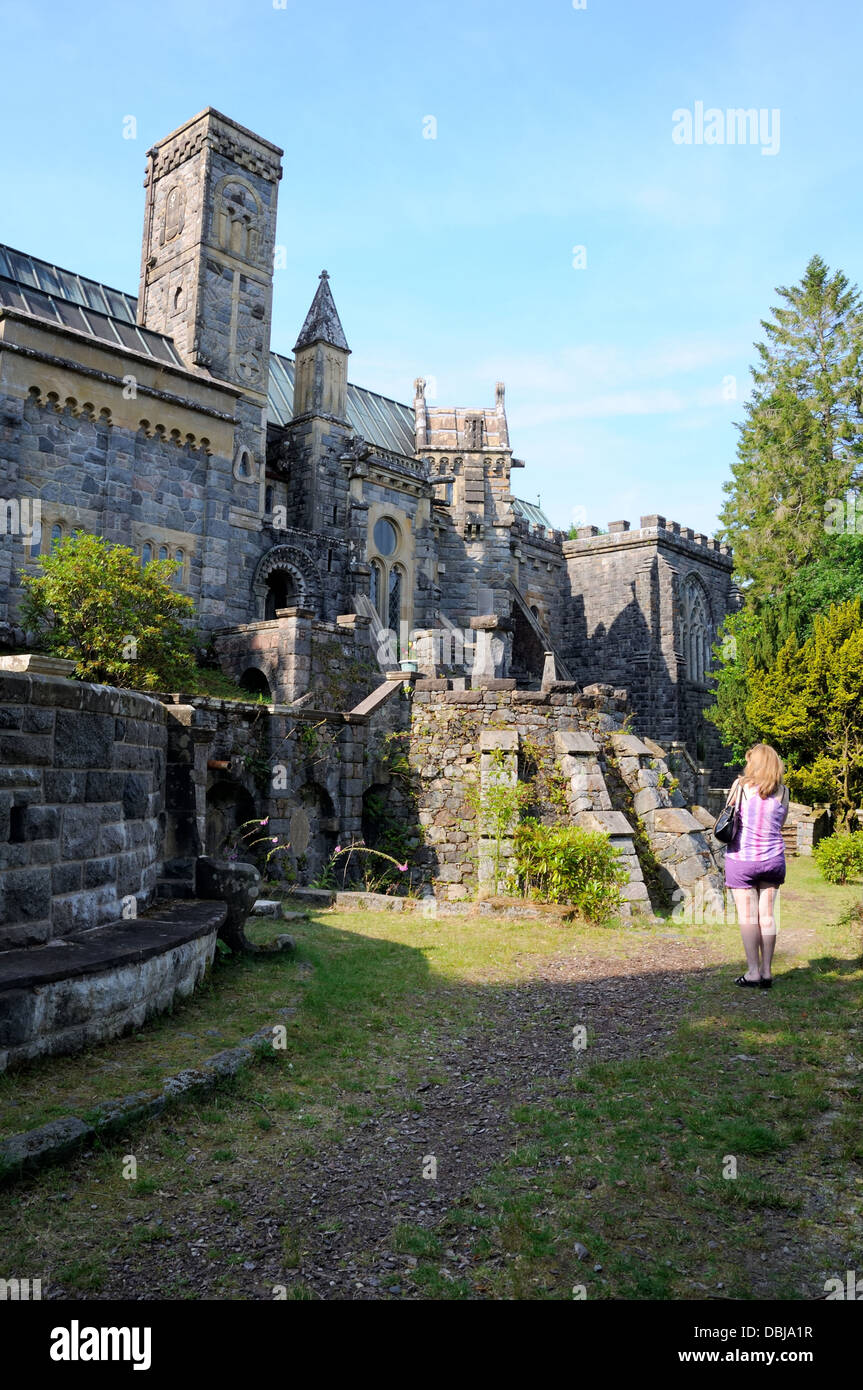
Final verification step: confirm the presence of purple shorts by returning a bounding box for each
[725,852,786,891]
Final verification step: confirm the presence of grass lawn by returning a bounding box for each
[0,857,859,1300]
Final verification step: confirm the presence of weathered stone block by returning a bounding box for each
[554,730,597,755]
[54,710,114,768]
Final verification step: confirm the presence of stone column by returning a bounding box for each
[274,606,314,703]
[477,728,519,894]
[470,615,513,683]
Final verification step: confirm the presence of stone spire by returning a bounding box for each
[293,270,349,352]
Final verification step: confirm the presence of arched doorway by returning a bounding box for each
[239,667,272,699]
[206,780,258,860]
[264,572,295,619]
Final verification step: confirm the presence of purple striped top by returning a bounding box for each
[726,780,789,863]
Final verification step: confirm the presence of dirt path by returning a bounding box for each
[87,934,714,1300]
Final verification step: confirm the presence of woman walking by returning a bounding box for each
[724,743,789,989]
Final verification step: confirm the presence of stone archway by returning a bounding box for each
[252,544,323,620]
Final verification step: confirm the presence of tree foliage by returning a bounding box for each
[719,256,863,599]
[20,531,197,691]
[716,599,863,826]
[708,534,863,762]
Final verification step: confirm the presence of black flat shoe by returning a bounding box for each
[759,977,773,989]
[735,975,761,988]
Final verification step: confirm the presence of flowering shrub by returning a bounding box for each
[513,819,626,922]
[225,817,286,869]
[813,830,863,884]
[326,843,410,894]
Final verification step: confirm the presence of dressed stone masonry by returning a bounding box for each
[0,107,736,773]
[0,107,741,1066]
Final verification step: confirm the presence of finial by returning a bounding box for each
[320,269,329,280]
[495,381,505,405]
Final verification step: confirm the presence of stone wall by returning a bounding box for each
[563,516,735,776]
[0,668,166,948]
[212,609,378,706]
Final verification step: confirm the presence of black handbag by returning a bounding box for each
[714,780,743,844]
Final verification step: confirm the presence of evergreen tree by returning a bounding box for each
[720,256,863,599]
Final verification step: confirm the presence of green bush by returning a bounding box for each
[813,830,863,884]
[513,819,626,922]
[20,531,197,691]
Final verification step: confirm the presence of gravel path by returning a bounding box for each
[87,934,713,1300]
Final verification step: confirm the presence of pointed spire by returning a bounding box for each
[293,270,349,353]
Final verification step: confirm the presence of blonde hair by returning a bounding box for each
[742,743,785,798]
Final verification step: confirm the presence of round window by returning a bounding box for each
[373,517,398,556]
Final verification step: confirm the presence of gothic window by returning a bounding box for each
[388,565,403,632]
[681,577,711,685]
[47,522,64,552]
[158,545,168,562]
[141,542,152,565]
[265,485,274,513]
[173,548,185,587]
[370,560,382,617]
[234,447,254,481]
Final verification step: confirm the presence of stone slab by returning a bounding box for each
[641,737,668,759]
[609,733,655,757]
[554,730,598,755]
[0,901,226,994]
[479,730,519,752]
[574,810,634,836]
[0,654,76,677]
[284,887,334,907]
[648,808,705,834]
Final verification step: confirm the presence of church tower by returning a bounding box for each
[136,108,283,483]
[282,273,352,533]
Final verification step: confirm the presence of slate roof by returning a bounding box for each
[0,242,552,523]
[293,270,349,352]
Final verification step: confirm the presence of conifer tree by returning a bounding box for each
[720,256,863,598]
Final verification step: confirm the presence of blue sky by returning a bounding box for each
[0,0,859,535]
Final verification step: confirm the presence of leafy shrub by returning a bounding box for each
[513,819,626,922]
[813,830,863,884]
[21,531,197,691]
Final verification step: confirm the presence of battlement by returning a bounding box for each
[562,514,732,566]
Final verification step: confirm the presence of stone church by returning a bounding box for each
[0,107,735,774]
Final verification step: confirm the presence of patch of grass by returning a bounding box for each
[0,864,859,1302]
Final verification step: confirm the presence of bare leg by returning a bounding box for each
[757,884,778,979]
[732,888,761,980]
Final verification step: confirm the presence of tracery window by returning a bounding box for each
[681,577,711,685]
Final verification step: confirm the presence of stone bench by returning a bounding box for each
[0,900,226,1071]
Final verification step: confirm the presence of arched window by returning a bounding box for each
[237,450,252,479]
[388,565,403,632]
[681,577,711,685]
[173,548,185,587]
[369,560,382,617]
[158,545,168,562]
[141,542,152,565]
[48,522,63,551]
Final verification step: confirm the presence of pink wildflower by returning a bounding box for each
[398,863,408,872]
